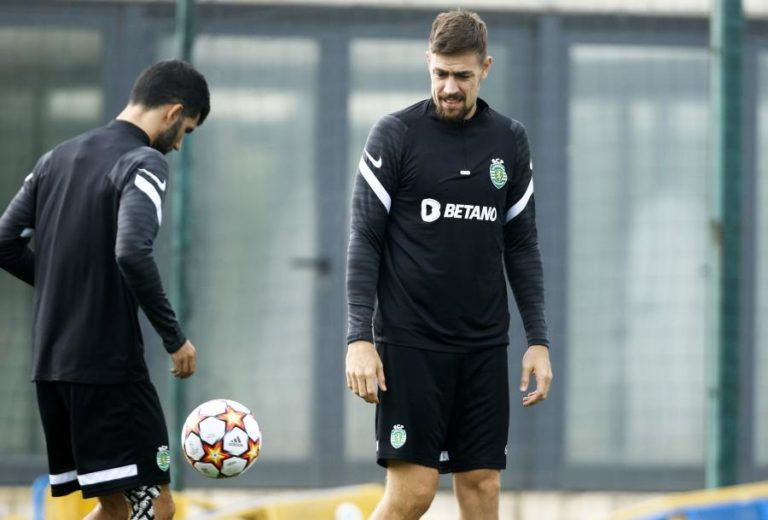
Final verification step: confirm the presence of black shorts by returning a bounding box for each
[35,380,171,498]
[375,343,509,473]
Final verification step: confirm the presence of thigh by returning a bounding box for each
[443,347,509,473]
[375,344,458,470]
[35,382,79,497]
[70,381,171,498]
[83,492,130,520]
[384,460,440,501]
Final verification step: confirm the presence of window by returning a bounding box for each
[566,45,709,466]
[0,26,102,456]
[178,35,319,460]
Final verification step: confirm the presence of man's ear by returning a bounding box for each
[481,55,493,80]
[165,103,184,123]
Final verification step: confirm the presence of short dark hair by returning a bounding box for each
[129,59,211,125]
[429,10,488,61]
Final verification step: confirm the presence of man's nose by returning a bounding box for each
[443,75,459,94]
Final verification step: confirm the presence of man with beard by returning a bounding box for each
[345,10,552,519]
[0,60,209,520]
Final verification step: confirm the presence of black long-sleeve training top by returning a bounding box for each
[346,98,549,351]
[0,120,185,383]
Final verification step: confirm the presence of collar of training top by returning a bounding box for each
[107,119,151,146]
[426,97,490,126]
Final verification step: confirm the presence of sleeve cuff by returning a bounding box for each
[347,332,374,346]
[163,332,187,354]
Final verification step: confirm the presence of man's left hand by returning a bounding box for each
[519,345,552,407]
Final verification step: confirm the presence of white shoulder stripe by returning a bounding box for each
[24,172,34,183]
[134,174,163,225]
[504,178,534,223]
[137,168,166,192]
[78,464,138,486]
[358,155,391,212]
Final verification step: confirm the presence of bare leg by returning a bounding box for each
[151,485,175,520]
[453,469,501,520]
[370,461,439,520]
[83,493,129,520]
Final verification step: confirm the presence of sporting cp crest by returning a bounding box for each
[489,158,507,189]
[390,424,407,449]
[156,445,171,472]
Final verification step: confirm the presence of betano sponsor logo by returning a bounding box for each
[421,198,497,223]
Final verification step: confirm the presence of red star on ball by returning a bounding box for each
[184,411,207,437]
[244,438,261,464]
[201,440,232,470]
[217,405,247,431]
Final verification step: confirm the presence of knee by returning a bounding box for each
[478,475,501,499]
[388,478,436,516]
[409,482,437,514]
[458,471,501,500]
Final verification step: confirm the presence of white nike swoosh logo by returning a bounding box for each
[364,150,383,169]
[138,168,166,191]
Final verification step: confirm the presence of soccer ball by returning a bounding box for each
[181,398,262,478]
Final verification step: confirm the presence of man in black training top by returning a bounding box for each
[345,10,552,520]
[0,60,209,520]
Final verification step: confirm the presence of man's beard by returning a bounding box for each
[152,116,183,155]
[434,94,471,123]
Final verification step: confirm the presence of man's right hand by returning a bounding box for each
[170,340,197,379]
[346,341,386,404]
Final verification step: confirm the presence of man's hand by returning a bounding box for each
[520,344,552,407]
[346,341,387,404]
[170,340,196,379]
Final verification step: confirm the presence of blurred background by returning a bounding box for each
[0,0,767,517]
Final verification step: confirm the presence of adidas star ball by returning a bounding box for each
[181,399,262,478]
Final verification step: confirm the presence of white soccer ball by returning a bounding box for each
[181,398,262,478]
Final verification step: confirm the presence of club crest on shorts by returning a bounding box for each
[390,424,407,449]
[490,158,507,189]
[156,445,170,472]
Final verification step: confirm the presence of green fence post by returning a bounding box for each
[706,0,743,489]
[170,0,195,493]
